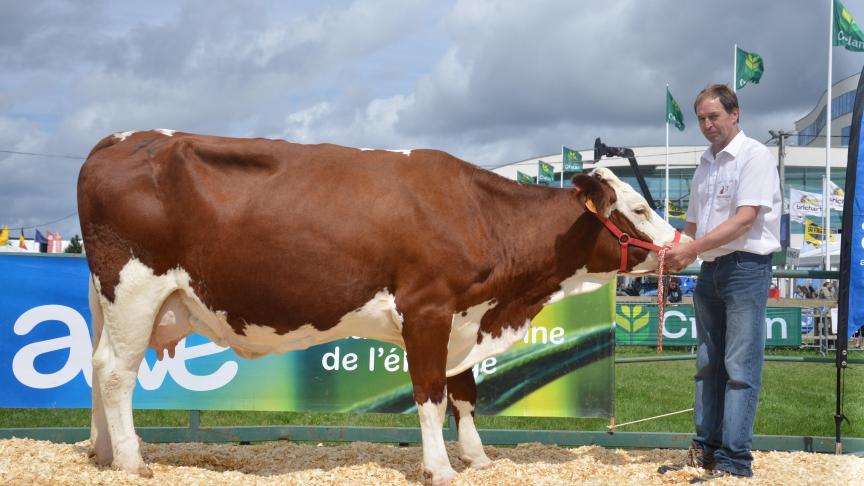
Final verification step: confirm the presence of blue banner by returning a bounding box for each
[841,67,864,342]
[0,253,614,417]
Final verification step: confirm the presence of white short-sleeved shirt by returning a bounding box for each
[686,131,782,262]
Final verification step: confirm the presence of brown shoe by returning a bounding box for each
[658,442,715,474]
[689,468,735,483]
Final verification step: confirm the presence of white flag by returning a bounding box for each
[828,180,845,211]
[789,188,823,223]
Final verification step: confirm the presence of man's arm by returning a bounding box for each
[665,205,759,271]
[683,222,697,239]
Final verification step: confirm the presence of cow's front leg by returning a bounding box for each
[403,313,457,485]
[447,369,491,469]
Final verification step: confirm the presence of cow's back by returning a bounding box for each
[78,131,497,340]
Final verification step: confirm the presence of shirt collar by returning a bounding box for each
[702,130,746,163]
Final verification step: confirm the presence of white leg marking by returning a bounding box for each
[93,260,187,477]
[417,399,457,484]
[88,277,112,465]
[450,398,491,469]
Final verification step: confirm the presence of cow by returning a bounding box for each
[77,130,687,484]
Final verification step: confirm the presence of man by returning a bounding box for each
[817,280,835,300]
[660,84,781,482]
[667,277,683,303]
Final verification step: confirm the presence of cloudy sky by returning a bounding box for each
[2,0,864,239]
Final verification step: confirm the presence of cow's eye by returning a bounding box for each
[633,207,649,216]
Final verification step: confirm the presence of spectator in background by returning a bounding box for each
[626,277,642,297]
[817,281,835,300]
[667,277,683,303]
[768,282,780,299]
[793,285,806,299]
[616,277,629,296]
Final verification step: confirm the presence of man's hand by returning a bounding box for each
[664,242,698,272]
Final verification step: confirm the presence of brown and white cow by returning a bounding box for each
[77,130,687,484]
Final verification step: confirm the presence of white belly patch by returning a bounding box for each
[99,258,408,360]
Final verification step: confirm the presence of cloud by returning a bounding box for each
[2,0,864,239]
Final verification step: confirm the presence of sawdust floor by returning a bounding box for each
[0,438,862,485]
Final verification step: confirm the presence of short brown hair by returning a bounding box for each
[694,84,739,114]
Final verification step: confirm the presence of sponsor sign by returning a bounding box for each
[615,304,802,346]
[1,254,615,417]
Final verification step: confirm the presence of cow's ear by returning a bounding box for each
[572,174,609,216]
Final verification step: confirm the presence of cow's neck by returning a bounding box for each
[477,175,615,310]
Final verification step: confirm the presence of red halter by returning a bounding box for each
[585,199,681,273]
[587,202,682,353]
[593,209,682,273]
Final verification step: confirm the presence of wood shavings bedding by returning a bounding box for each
[0,438,861,485]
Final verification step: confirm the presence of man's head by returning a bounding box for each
[694,84,740,153]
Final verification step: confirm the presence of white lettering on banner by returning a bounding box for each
[661,310,695,339]
[766,318,788,340]
[11,305,238,391]
[660,310,790,340]
[137,339,238,391]
[12,305,93,389]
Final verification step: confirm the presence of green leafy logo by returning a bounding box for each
[615,305,650,333]
[744,53,761,71]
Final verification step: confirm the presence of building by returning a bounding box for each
[795,72,859,147]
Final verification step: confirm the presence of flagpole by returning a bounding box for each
[825,0,834,270]
[665,84,670,222]
[560,145,564,189]
[733,43,738,92]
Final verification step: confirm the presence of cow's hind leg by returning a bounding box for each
[447,369,491,469]
[88,277,113,466]
[403,312,457,485]
[92,282,160,477]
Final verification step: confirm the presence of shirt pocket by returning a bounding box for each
[711,178,737,214]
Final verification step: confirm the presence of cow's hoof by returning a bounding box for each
[459,453,492,469]
[424,466,457,485]
[113,460,153,478]
[466,457,492,470]
[136,465,154,478]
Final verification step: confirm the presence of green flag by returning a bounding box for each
[517,171,535,184]
[562,146,583,172]
[666,88,685,132]
[834,0,864,52]
[735,47,764,90]
[537,160,555,185]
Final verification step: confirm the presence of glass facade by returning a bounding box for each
[797,90,856,146]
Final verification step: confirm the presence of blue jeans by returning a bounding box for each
[693,251,771,477]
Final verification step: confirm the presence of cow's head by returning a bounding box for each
[572,167,691,274]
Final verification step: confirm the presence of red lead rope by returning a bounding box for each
[656,246,670,353]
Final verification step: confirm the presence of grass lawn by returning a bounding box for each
[1,347,861,439]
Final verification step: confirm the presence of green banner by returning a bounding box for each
[562,146,583,172]
[735,47,764,90]
[834,0,864,52]
[615,304,801,346]
[537,160,555,185]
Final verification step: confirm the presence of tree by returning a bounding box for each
[64,234,83,254]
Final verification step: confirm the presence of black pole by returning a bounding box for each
[623,151,657,210]
[593,138,657,210]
